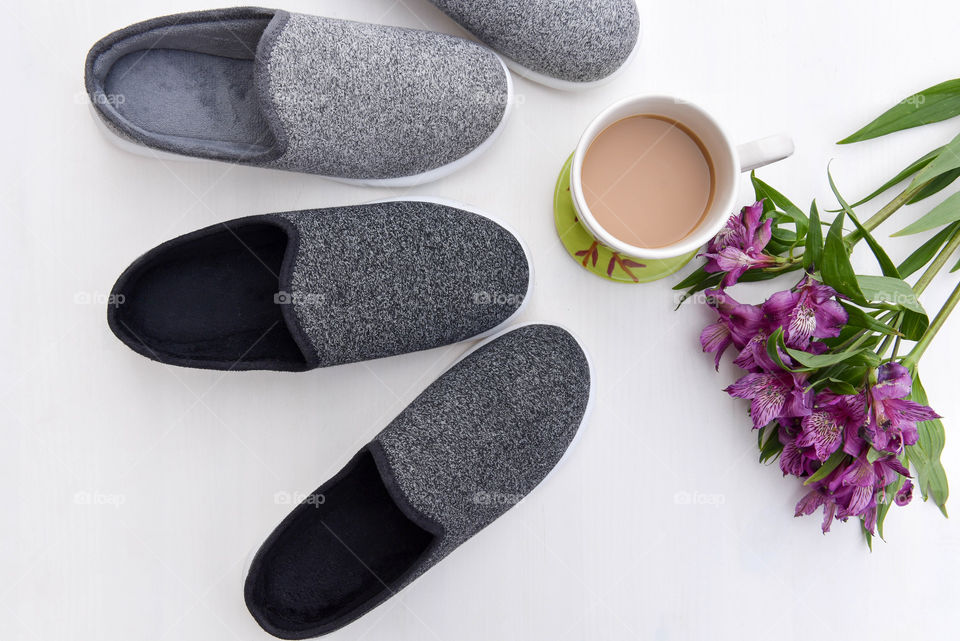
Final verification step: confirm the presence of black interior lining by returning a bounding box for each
[246,450,435,634]
[112,220,306,369]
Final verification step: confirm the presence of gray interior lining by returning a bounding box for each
[92,17,278,157]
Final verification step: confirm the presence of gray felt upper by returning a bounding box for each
[428,0,640,83]
[372,323,591,575]
[279,201,529,367]
[85,8,509,179]
[261,13,509,178]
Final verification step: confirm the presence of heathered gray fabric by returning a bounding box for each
[373,323,591,577]
[428,0,640,83]
[279,201,529,367]
[261,13,509,179]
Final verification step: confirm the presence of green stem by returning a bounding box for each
[845,180,928,243]
[891,335,903,360]
[831,311,896,352]
[876,332,896,358]
[914,227,960,295]
[902,279,960,369]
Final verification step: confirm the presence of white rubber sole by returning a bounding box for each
[488,13,642,92]
[88,54,514,188]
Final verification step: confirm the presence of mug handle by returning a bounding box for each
[737,135,795,173]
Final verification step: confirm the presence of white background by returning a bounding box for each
[4,1,960,639]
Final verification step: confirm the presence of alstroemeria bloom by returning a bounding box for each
[699,289,764,369]
[794,486,837,533]
[797,454,910,533]
[895,480,914,506]
[702,202,777,287]
[726,370,813,429]
[833,455,909,527]
[796,391,865,461]
[762,276,848,348]
[864,363,940,453]
[779,425,818,477]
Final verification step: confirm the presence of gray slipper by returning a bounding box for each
[427,0,641,90]
[107,200,531,371]
[84,7,512,186]
[243,322,592,638]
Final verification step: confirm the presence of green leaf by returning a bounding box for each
[893,191,960,236]
[910,131,960,189]
[751,174,808,236]
[821,377,860,395]
[759,424,784,464]
[673,264,712,290]
[738,263,805,283]
[838,79,960,143]
[805,449,847,485]
[785,346,881,370]
[804,200,823,271]
[765,328,795,372]
[828,168,900,277]
[839,148,942,209]
[908,167,960,204]
[897,222,960,278]
[841,302,903,336]
[673,271,723,307]
[905,373,949,516]
[856,275,926,314]
[771,228,798,244]
[829,363,871,388]
[821,212,866,302]
[900,311,930,342]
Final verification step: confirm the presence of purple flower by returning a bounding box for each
[699,289,764,369]
[762,276,848,348]
[864,363,940,453]
[726,370,814,429]
[731,328,772,372]
[702,202,778,287]
[800,454,912,533]
[895,480,914,506]
[779,425,818,477]
[796,391,861,461]
[795,487,837,533]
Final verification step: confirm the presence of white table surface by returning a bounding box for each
[5,1,960,639]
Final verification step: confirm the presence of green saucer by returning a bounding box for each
[553,153,697,283]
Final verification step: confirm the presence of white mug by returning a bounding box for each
[570,95,794,265]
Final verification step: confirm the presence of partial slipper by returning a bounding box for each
[244,323,592,638]
[428,0,641,90]
[85,7,512,186]
[107,200,530,371]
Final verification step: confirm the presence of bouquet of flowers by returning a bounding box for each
[678,78,960,545]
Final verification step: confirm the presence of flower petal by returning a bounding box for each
[873,362,912,400]
[780,439,808,476]
[895,480,914,506]
[846,485,875,516]
[762,289,799,319]
[799,410,843,460]
[700,322,732,369]
[795,490,826,516]
[884,398,941,423]
[841,457,876,487]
